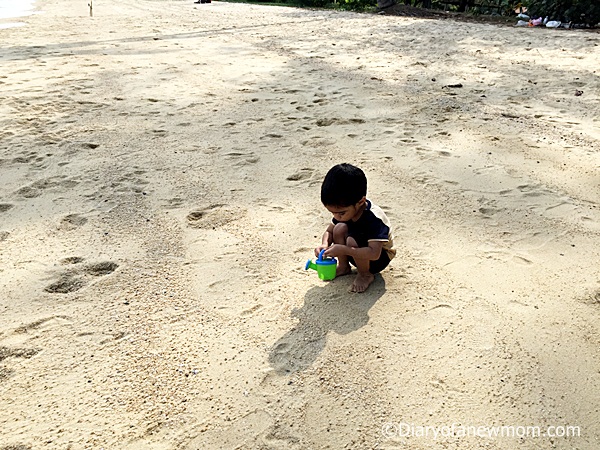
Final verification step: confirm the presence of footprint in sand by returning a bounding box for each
[315,118,365,127]
[15,186,42,199]
[15,176,80,199]
[268,334,327,374]
[84,261,119,276]
[516,183,547,197]
[12,152,38,164]
[113,171,150,194]
[286,168,315,182]
[0,346,40,383]
[163,197,186,209]
[59,213,88,230]
[186,204,242,229]
[260,133,283,140]
[0,346,40,363]
[60,256,85,265]
[152,129,168,137]
[13,315,72,334]
[0,203,14,213]
[477,198,505,219]
[44,275,87,294]
[477,245,534,266]
[44,259,119,294]
[300,136,336,148]
[224,151,259,166]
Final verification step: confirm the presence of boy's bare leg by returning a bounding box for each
[346,236,374,293]
[332,223,352,277]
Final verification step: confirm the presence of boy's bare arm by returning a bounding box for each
[321,223,334,246]
[324,241,383,261]
[315,223,335,257]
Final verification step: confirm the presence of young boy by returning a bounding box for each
[315,163,395,293]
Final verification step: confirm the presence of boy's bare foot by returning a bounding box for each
[350,272,374,293]
[336,264,352,277]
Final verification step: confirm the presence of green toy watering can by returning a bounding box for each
[305,249,337,281]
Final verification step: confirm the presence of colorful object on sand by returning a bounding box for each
[305,249,337,281]
[529,17,543,26]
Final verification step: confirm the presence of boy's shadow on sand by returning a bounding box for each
[268,275,386,374]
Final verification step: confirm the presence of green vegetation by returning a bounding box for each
[220,0,296,6]
[335,0,378,11]
[220,0,376,11]
[220,0,599,23]
[526,0,600,25]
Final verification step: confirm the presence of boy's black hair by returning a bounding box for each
[321,163,367,207]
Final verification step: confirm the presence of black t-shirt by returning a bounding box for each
[332,200,394,259]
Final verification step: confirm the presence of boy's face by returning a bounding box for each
[325,197,366,222]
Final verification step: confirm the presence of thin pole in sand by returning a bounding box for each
[88,0,93,17]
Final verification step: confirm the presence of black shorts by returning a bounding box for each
[348,250,391,274]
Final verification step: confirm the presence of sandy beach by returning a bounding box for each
[1,0,599,448]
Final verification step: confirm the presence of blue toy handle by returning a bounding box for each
[318,249,326,261]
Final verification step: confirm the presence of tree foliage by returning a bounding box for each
[341,0,377,11]
[293,0,374,9]
[293,0,330,6]
[526,0,600,24]
[290,0,599,22]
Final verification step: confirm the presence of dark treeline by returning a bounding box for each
[395,0,598,22]
[526,0,599,25]
[287,0,599,24]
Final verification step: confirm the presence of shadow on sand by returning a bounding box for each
[268,275,386,374]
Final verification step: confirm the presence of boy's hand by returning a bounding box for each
[322,244,348,258]
[314,245,329,258]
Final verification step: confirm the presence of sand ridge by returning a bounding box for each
[0,0,599,448]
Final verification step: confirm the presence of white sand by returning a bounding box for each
[1,0,599,448]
